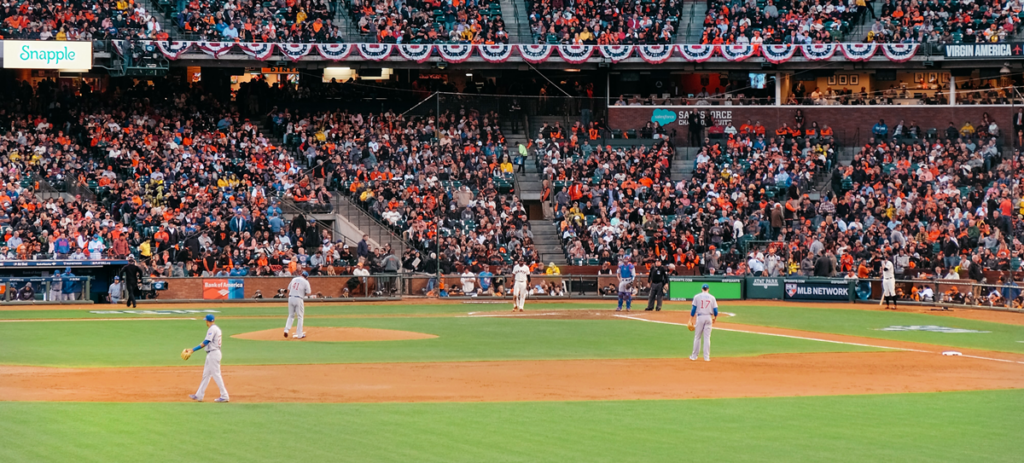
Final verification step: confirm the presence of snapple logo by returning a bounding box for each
[651,108,676,126]
[20,45,76,65]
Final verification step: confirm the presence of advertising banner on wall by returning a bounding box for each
[669,277,743,301]
[2,40,92,70]
[783,279,853,301]
[943,43,1023,59]
[202,279,244,300]
[745,277,785,299]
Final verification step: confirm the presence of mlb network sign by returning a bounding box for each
[3,40,92,70]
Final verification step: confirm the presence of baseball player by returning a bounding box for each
[284,271,311,338]
[881,259,897,310]
[616,256,635,312]
[511,259,530,312]
[689,284,718,362]
[187,314,229,402]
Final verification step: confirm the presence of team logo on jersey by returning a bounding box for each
[878,325,990,334]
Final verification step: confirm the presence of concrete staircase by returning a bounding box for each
[672,146,699,182]
[678,1,708,44]
[531,220,567,266]
[334,2,364,43]
[848,2,883,42]
[333,196,410,255]
[502,0,531,43]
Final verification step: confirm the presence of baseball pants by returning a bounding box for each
[882,279,896,298]
[195,350,229,401]
[691,315,713,361]
[646,282,665,310]
[48,290,61,302]
[125,286,138,307]
[513,282,527,309]
[285,297,304,335]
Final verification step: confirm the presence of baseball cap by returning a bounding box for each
[114,276,120,280]
[205,314,215,322]
[702,284,710,290]
[302,271,309,277]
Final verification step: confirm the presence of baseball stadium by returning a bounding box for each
[0,1,1023,460]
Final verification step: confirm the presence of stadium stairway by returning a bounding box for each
[532,220,567,267]
[334,2,363,43]
[504,0,532,43]
[849,2,883,42]
[678,1,708,44]
[672,146,697,182]
[332,196,410,255]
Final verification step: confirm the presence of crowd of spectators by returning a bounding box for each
[0,0,163,40]
[0,76,375,281]
[869,0,1024,44]
[528,0,682,44]
[347,0,510,44]
[699,0,860,45]
[174,0,341,42]
[264,104,539,285]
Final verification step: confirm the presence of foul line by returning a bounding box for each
[463,312,560,318]
[614,314,923,352]
[0,318,197,323]
[615,314,1024,365]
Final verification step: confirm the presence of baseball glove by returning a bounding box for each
[687,320,695,332]
[180,348,192,361]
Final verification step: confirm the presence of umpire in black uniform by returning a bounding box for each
[646,259,670,311]
[121,255,144,308]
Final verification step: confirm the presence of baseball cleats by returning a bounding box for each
[704,358,711,362]
[294,334,306,339]
[689,356,697,361]
[283,331,288,338]
[214,398,229,403]
[518,308,524,312]
[188,394,201,402]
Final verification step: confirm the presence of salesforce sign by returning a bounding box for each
[3,40,92,70]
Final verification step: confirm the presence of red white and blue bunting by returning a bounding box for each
[801,43,837,61]
[720,44,755,62]
[240,42,275,60]
[397,44,433,63]
[437,44,473,63]
[882,43,919,63]
[762,44,796,64]
[197,42,233,58]
[677,44,715,62]
[278,43,312,62]
[156,41,194,59]
[103,42,921,65]
[599,45,633,63]
[357,43,393,61]
[840,43,877,61]
[518,44,554,63]
[479,44,513,63]
[315,43,352,61]
[636,44,672,64]
[557,45,594,64]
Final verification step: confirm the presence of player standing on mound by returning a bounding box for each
[184,314,229,402]
[285,271,311,338]
[689,284,718,362]
[512,259,530,312]
[616,256,635,312]
[881,259,898,310]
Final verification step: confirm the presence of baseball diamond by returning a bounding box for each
[0,22,1023,461]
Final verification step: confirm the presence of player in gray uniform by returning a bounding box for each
[285,271,311,338]
[188,314,229,402]
[689,284,718,362]
[48,270,63,302]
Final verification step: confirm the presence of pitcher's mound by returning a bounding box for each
[233,327,438,342]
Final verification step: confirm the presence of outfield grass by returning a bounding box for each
[723,306,1024,354]
[0,317,876,368]
[1,390,1020,462]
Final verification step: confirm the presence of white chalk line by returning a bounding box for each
[0,317,197,323]
[614,314,1024,365]
[462,312,560,318]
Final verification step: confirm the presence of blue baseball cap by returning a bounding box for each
[702,284,709,290]
[302,271,309,277]
[205,314,215,322]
